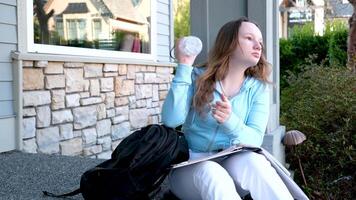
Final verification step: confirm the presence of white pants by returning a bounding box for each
[169,151,294,200]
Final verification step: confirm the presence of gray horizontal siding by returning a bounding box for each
[156,0,172,62]
[0,82,13,101]
[0,0,16,6]
[0,0,17,116]
[0,43,16,62]
[0,101,13,116]
[0,3,16,24]
[0,23,17,43]
[0,63,13,81]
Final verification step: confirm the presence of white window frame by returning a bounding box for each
[18,0,157,61]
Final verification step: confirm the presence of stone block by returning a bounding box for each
[23,68,44,90]
[115,78,134,96]
[64,62,84,68]
[64,68,84,93]
[36,127,60,154]
[97,151,112,159]
[66,93,80,107]
[90,79,100,96]
[152,85,159,101]
[82,128,97,145]
[135,84,152,99]
[60,138,83,156]
[111,115,128,124]
[106,108,115,118]
[130,108,148,129]
[96,119,111,137]
[84,64,103,78]
[115,106,129,115]
[114,97,129,106]
[104,92,115,108]
[144,73,157,83]
[147,66,156,72]
[23,138,37,153]
[51,90,65,110]
[118,64,127,75]
[23,91,51,107]
[36,106,51,128]
[103,64,118,72]
[80,92,90,98]
[97,136,111,151]
[96,103,106,120]
[44,62,64,74]
[148,115,159,124]
[80,97,102,106]
[23,108,36,117]
[52,110,73,124]
[59,123,74,140]
[34,60,48,68]
[159,84,168,90]
[83,145,102,156]
[100,78,114,92]
[112,122,131,140]
[103,72,118,77]
[156,67,171,74]
[45,75,65,89]
[159,90,168,100]
[127,65,136,79]
[23,61,34,67]
[135,73,144,84]
[73,105,97,129]
[23,117,36,139]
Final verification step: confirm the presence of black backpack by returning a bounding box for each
[43,124,189,200]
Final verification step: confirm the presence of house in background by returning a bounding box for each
[42,0,150,52]
[1,0,285,163]
[279,0,353,38]
[0,0,175,158]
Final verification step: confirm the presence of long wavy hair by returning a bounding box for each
[193,17,271,115]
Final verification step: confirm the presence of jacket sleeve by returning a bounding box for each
[221,84,270,147]
[161,64,195,128]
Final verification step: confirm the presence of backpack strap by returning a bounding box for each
[42,188,81,198]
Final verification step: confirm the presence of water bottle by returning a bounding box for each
[178,36,203,56]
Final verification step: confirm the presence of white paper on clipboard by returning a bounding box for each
[172,145,261,169]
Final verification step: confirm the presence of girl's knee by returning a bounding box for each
[193,161,232,183]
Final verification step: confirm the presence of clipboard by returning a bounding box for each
[172,145,261,168]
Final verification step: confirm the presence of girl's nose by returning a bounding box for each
[253,41,261,50]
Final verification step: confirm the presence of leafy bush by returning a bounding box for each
[280,22,348,89]
[328,29,348,67]
[281,66,356,199]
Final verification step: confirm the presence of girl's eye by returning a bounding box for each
[246,36,252,40]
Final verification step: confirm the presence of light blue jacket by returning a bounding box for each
[162,64,270,152]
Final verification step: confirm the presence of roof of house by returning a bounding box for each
[102,0,148,24]
[329,0,353,18]
[62,2,89,14]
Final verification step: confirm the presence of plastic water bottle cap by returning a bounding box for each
[178,36,203,56]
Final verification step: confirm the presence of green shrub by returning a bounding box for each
[281,66,356,199]
[328,29,348,67]
[279,21,348,89]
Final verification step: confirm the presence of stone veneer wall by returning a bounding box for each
[21,60,173,159]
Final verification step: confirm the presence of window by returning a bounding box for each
[25,0,156,59]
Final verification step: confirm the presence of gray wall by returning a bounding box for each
[0,0,17,152]
[156,0,174,62]
[190,0,247,64]
[0,0,16,117]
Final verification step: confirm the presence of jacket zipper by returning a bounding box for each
[206,125,220,152]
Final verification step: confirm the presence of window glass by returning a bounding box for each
[33,0,151,53]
